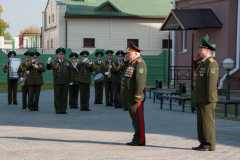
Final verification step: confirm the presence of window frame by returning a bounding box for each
[83,38,95,48]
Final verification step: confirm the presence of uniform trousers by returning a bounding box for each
[69,85,79,107]
[104,81,113,105]
[22,85,29,108]
[113,83,121,106]
[7,79,18,104]
[197,102,216,151]
[94,81,103,103]
[54,83,69,112]
[127,101,145,144]
[79,82,90,110]
[28,85,41,109]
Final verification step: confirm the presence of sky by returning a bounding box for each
[0,0,49,37]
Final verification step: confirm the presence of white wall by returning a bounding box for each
[13,37,19,49]
[0,36,4,48]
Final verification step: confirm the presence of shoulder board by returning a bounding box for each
[209,59,214,62]
[137,59,142,62]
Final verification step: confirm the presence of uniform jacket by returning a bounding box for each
[102,59,115,81]
[193,56,219,102]
[17,62,29,84]
[46,59,73,84]
[76,61,94,84]
[70,62,79,85]
[111,61,124,83]
[26,62,46,85]
[121,57,147,104]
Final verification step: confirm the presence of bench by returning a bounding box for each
[144,86,156,99]
[158,88,178,92]
[158,95,191,112]
[152,90,178,103]
[217,100,240,117]
[181,93,191,96]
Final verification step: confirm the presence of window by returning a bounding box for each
[83,38,95,47]
[182,30,187,52]
[52,14,54,23]
[127,39,139,48]
[49,16,50,24]
[51,39,53,48]
[47,40,49,49]
[162,39,172,49]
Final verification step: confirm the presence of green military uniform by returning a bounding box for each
[103,50,115,106]
[93,51,104,104]
[17,51,31,109]
[76,51,94,111]
[26,52,46,111]
[46,48,73,114]
[3,51,18,105]
[69,53,79,109]
[111,50,124,108]
[193,38,219,151]
[121,42,147,146]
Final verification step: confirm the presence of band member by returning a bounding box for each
[111,50,124,108]
[121,42,147,146]
[92,50,104,104]
[76,51,94,111]
[46,48,73,114]
[103,50,115,106]
[26,51,46,111]
[17,51,31,109]
[3,51,18,105]
[69,53,79,109]
[192,38,219,151]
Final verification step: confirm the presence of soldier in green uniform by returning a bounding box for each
[46,48,73,114]
[76,51,94,111]
[26,51,46,111]
[3,51,18,105]
[111,50,124,108]
[17,51,31,109]
[192,38,219,151]
[92,51,104,104]
[103,50,115,106]
[69,53,79,109]
[121,42,147,146]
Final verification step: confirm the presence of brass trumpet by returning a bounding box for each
[32,61,36,65]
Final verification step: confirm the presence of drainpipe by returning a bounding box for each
[218,0,240,89]
[170,0,176,86]
[65,12,68,48]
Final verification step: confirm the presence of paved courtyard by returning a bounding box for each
[0,88,239,160]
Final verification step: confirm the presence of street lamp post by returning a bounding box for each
[221,58,235,100]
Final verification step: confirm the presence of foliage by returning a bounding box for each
[19,23,40,37]
[0,5,10,39]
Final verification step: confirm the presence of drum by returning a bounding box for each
[9,58,21,79]
[94,73,104,83]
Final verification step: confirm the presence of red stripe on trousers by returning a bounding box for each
[138,101,145,144]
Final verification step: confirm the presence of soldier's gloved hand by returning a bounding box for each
[20,77,24,81]
[105,72,109,76]
[34,65,39,69]
[47,57,51,64]
[26,71,29,74]
[69,83,73,85]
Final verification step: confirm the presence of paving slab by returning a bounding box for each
[0,88,239,159]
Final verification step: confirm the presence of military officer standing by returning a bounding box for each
[103,50,115,106]
[26,52,46,111]
[92,51,104,104]
[46,48,73,114]
[121,42,147,146]
[69,53,79,109]
[3,51,18,105]
[17,51,31,109]
[111,50,124,108]
[76,51,94,111]
[192,38,219,151]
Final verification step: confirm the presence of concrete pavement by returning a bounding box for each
[0,87,239,159]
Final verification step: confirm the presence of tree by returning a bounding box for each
[0,5,11,39]
[19,23,40,37]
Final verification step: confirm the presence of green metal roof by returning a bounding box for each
[61,0,172,17]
